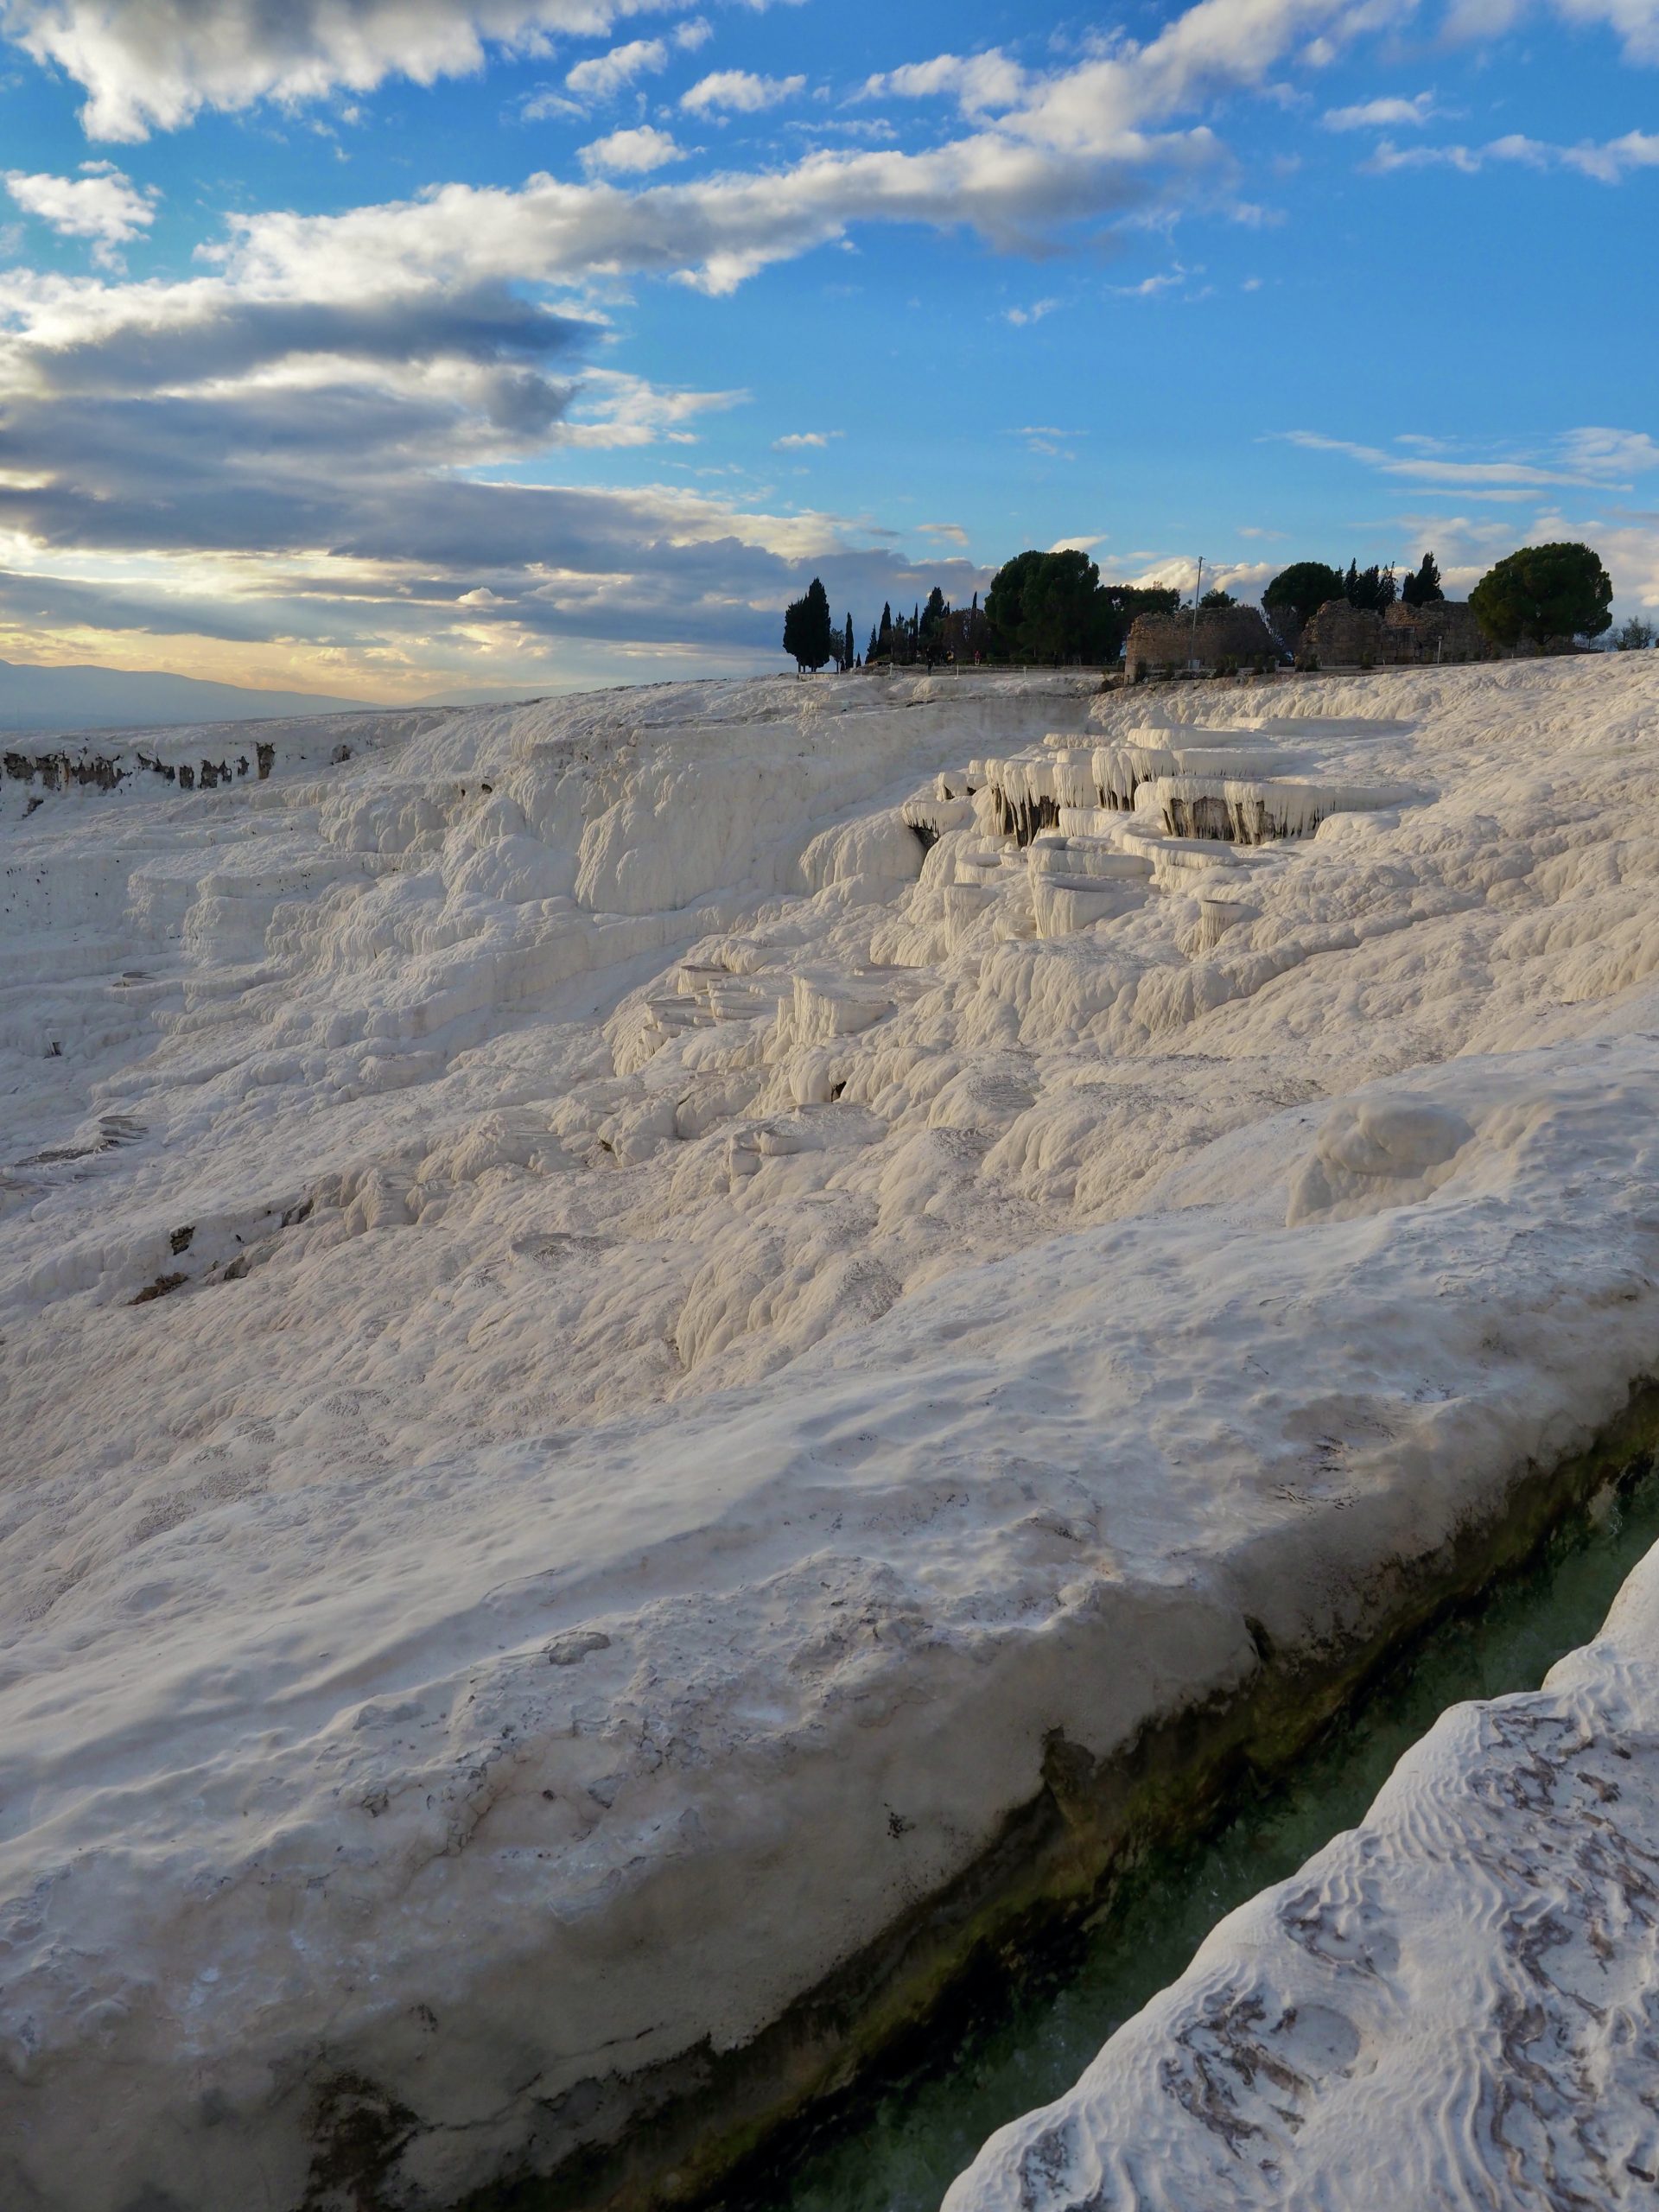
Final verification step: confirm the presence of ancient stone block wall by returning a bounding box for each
[1382,600,1496,663]
[1124,605,1280,678]
[1300,600,1383,666]
[1302,597,1500,668]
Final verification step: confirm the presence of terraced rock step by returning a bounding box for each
[948,1469,1659,2212]
[5,660,1659,2212]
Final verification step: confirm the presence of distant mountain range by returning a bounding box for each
[0,657,372,736]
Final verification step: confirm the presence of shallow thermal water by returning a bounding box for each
[728,1464,1659,2212]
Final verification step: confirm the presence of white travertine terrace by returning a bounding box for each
[5,659,1659,2209]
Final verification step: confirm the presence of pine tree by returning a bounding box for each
[1263,563,1343,626]
[843,613,855,670]
[1471,542,1612,652]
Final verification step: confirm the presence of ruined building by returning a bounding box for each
[1123,604,1281,679]
[1300,597,1497,668]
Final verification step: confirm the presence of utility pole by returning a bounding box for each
[1190,556,1204,670]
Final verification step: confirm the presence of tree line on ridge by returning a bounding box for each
[783,540,1623,673]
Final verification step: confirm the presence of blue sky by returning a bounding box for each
[0,0,1655,701]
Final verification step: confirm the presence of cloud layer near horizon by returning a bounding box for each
[0,0,1656,693]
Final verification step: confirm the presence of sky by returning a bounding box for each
[0,0,1655,703]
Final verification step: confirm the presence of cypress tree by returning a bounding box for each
[1402,551,1444,607]
[783,578,836,671]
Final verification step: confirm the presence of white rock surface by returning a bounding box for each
[5,660,1659,2209]
[945,1521,1659,2212]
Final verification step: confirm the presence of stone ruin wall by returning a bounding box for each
[1301,597,1498,667]
[1124,605,1280,678]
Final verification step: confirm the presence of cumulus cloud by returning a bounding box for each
[1322,91,1441,129]
[579,124,683,174]
[772,430,839,448]
[0,1,710,141]
[680,69,805,113]
[4,162,158,264]
[8,0,1656,154]
[566,37,668,100]
[859,51,1030,114]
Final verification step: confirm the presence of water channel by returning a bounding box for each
[722,1459,1659,2212]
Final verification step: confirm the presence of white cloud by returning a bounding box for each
[579,125,683,175]
[566,38,667,101]
[918,521,969,545]
[519,85,584,122]
[859,51,1030,114]
[1109,263,1192,296]
[0,2,712,142]
[1366,127,1659,180]
[681,69,805,113]
[673,16,712,48]
[1322,91,1441,130]
[1005,296,1060,324]
[204,131,1189,303]
[1282,428,1659,493]
[1017,428,1079,457]
[560,365,743,444]
[772,430,841,448]
[1558,129,1659,180]
[4,162,158,264]
[9,0,1658,155]
[1559,426,1659,474]
[1446,0,1659,65]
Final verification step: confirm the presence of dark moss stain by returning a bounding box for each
[302,2073,423,2212]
